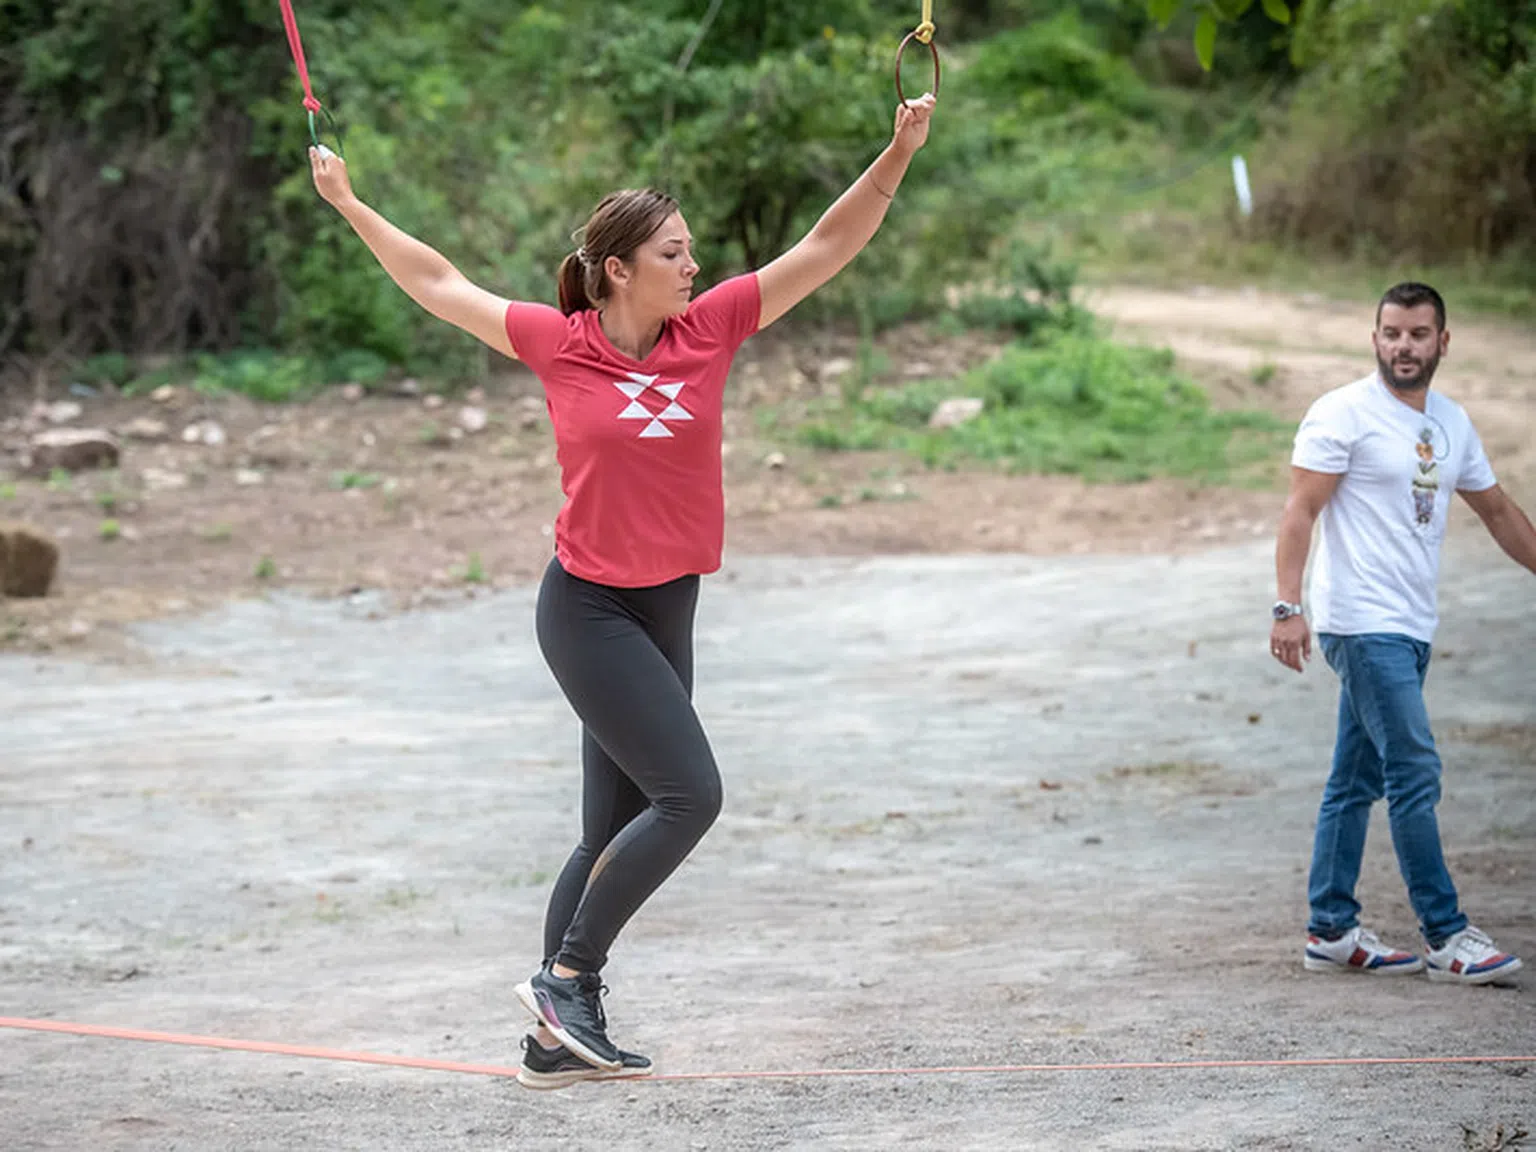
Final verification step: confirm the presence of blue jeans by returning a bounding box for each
[1307,633,1467,947]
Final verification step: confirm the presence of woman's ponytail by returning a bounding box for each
[556,251,590,316]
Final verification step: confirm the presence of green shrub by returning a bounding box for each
[795,328,1290,484]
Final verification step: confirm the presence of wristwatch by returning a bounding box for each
[1272,601,1305,621]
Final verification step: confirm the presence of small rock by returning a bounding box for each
[119,417,169,442]
[0,523,61,598]
[422,394,445,411]
[44,401,84,425]
[466,387,486,405]
[395,378,421,398]
[458,406,488,434]
[141,468,189,491]
[340,382,365,402]
[928,397,984,430]
[66,619,92,640]
[151,385,177,404]
[25,428,121,476]
[235,469,265,487]
[763,451,787,470]
[821,357,854,381]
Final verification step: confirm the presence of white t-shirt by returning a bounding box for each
[1292,374,1497,642]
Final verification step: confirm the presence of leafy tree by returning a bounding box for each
[1145,0,1294,69]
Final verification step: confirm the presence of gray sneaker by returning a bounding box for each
[514,965,622,1071]
[516,1034,653,1090]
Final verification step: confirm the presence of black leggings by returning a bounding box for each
[535,557,723,974]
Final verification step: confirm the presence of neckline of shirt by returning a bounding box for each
[589,310,673,370]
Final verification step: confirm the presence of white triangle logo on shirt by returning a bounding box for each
[609,371,693,439]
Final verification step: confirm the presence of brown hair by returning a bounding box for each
[557,189,681,316]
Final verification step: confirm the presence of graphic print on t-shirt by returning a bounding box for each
[1410,419,1448,528]
[612,371,693,439]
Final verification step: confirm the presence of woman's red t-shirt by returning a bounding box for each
[504,273,760,588]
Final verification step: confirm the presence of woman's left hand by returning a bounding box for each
[892,92,935,157]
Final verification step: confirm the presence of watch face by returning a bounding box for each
[1273,604,1292,620]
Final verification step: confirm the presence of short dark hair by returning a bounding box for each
[1376,282,1446,331]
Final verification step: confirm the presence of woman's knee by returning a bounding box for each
[663,763,722,835]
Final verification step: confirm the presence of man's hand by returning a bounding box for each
[1270,614,1311,673]
[309,145,357,211]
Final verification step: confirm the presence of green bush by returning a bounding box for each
[1254,0,1536,261]
[796,328,1291,484]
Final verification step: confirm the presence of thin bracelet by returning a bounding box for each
[868,173,895,200]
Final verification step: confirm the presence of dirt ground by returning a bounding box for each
[1,287,1533,1150]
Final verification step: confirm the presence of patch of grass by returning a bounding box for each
[201,523,234,543]
[501,870,552,889]
[118,348,391,403]
[253,555,277,581]
[95,490,119,513]
[46,468,72,492]
[0,483,15,501]
[98,518,121,540]
[792,330,1292,486]
[330,470,382,491]
[1250,360,1278,387]
[456,553,487,584]
[312,894,348,924]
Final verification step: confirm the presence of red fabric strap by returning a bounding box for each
[278,0,324,113]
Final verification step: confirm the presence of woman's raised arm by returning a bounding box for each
[755,92,935,331]
[309,147,515,359]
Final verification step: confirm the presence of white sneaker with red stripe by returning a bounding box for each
[1303,926,1425,975]
[1425,926,1523,985]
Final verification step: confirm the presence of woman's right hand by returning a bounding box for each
[309,145,356,210]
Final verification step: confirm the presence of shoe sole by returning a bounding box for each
[516,1063,653,1091]
[513,979,623,1072]
[1425,956,1523,985]
[1303,956,1425,976]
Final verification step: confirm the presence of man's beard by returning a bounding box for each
[1377,350,1440,392]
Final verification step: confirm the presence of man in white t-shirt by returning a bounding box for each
[1270,282,1535,985]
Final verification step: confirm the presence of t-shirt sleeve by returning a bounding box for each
[1456,418,1498,492]
[504,302,569,375]
[1291,395,1352,474]
[684,272,761,351]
